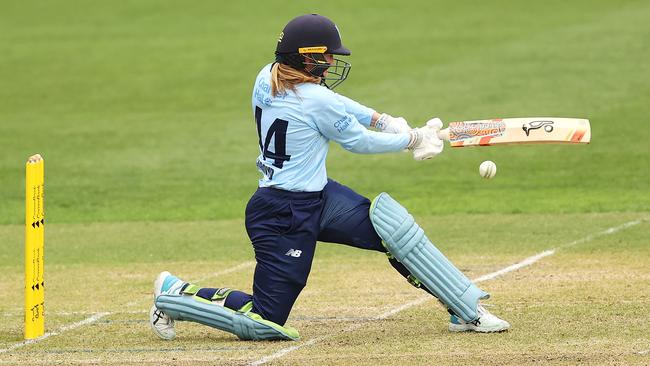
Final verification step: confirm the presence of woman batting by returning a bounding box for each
[150,14,510,341]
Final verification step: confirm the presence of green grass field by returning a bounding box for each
[1,0,649,365]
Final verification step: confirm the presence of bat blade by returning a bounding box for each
[438,117,591,147]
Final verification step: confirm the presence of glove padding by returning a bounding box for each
[408,118,444,160]
[375,113,412,134]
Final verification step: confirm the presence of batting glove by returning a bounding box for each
[408,118,444,160]
[375,113,412,134]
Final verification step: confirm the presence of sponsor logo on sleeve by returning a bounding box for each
[334,115,351,133]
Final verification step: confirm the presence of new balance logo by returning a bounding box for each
[285,249,302,257]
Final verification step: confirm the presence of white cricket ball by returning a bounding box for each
[479,160,497,179]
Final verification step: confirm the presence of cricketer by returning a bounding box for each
[149,14,510,341]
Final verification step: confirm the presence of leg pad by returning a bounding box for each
[370,192,488,322]
[155,294,299,341]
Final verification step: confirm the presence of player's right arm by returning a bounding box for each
[305,86,444,159]
[335,93,411,134]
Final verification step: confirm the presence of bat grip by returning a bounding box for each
[437,128,450,142]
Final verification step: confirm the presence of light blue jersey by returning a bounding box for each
[252,64,409,192]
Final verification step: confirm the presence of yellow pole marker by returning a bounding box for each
[25,154,45,339]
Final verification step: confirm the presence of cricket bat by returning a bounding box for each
[437,117,590,147]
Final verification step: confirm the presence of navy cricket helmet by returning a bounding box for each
[275,14,351,89]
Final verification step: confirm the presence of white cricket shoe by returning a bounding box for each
[448,304,510,333]
[149,271,185,340]
[149,305,175,340]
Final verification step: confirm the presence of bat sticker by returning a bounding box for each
[522,120,554,136]
[448,121,506,141]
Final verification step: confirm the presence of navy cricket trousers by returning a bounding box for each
[237,179,388,326]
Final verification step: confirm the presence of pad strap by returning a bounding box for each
[180,285,231,302]
[180,284,200,295]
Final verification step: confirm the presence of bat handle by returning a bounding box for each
[437,128,450,142]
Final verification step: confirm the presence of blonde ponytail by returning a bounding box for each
[271,63,320,97]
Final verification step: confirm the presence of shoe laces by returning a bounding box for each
[152,309,168,325]
[471,304,490,325]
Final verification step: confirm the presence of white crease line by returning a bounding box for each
[0,358,250,365]
[563,219,643,248]
[0,313,109,354]
[192,261,255,284]
[250,298,435,366]
[249,218,645,366]
[375,296,431,320]
[473,250,556,283]
[638,350,649,355]
[5,312,386,319]
[2,310,148,317]
[249,338,322,366]
[1,262,254,353]
[475,219,643,283]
